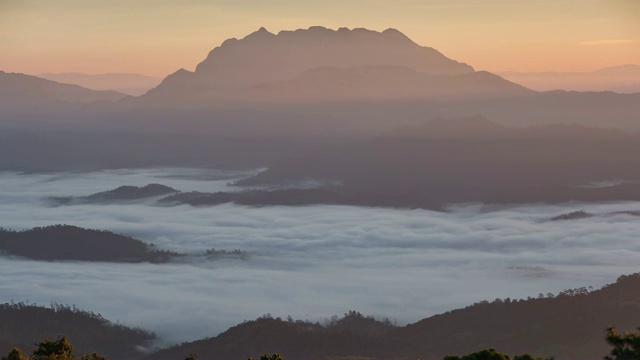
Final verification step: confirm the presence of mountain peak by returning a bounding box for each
[243,27,275,41]
[145,26,475,103]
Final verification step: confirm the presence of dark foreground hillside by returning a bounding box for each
[147,311,396,360]
[0,302,155,359]
[147,274,640,360]
[387,273,640,359]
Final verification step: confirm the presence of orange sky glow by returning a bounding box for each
[1,0,638,78]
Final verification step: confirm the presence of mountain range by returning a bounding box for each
[500,64,640,93]
[1,26,640,172]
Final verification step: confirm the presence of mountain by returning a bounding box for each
[0,71,127,107]
[499,64,640,93]
[146,274,640,360]
[39,73,162,96]
[0,302,155,360]
[141,26,475,104]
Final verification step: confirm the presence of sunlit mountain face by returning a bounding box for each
[1,2,640,359]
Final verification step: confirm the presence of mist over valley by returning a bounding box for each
[2,9,640,359]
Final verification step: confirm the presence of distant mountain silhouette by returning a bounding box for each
[159,188,441,210]
[49,184,178,205]
[141,26,475,104]
[39,72,162,96]
[0,302,155,360]
[549,209,640,221]
[0,71,127,107]
[145,274,640,360]
[499,64,640,93]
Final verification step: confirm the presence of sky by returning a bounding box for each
[2,168,640,345]
[1,0,639,78]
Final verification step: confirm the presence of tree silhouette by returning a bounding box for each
[248,354,284,360]
[444,349,544,360]
[80,353,109,360]
[31,336,74,360]
[2,348,27,360]
[605,327,640,360]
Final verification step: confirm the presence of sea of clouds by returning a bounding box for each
[1,168,640,346]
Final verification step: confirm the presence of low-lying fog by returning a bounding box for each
[1,168,640,346]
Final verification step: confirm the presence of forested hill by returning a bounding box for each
[0,225,175,262]
[385,273,640,359]
[0,302,155,359]
[147,311,396,360]
[146,274,640,360]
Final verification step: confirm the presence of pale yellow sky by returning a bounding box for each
[1,0,638,77]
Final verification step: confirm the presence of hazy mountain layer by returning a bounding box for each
[239,116,640,205]
[0,71,127,107]
[39,72,162,96]
[500,64,640,93]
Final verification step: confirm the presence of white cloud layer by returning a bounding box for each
[1,168,640,346]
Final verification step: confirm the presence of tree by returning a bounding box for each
[605,326,640,360]
[32,336,74,360]
[79,353,108,360]
[444,349,544,360]
[248,354,283,360]
[2,348,28,360]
